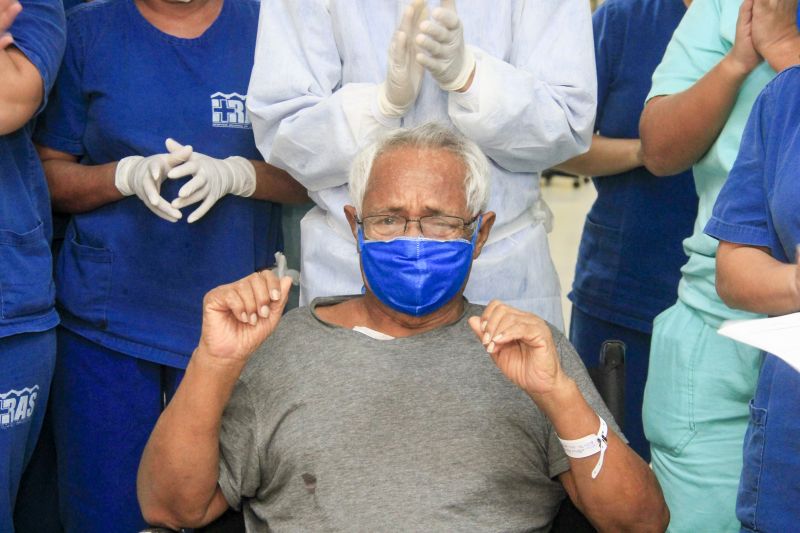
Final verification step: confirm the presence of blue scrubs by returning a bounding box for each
[33,0,280,529]
[61,0,82,11]
[0,0,65,530]
[705,65,800,532]
[568,0,697,460]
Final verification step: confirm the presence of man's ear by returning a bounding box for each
[344,205,359,243]
[473,211,496,259]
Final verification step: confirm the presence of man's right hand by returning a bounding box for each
[198,270,292,364]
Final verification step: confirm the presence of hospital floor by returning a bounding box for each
[540,175,596,332]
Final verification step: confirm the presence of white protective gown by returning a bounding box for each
[248,0,596,330]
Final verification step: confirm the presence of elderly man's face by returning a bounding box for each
[362,146,471,226]
[344,145,495,318]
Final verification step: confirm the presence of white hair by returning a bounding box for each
[349,123,491,216]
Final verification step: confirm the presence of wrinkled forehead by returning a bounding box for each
[364,146,469,215]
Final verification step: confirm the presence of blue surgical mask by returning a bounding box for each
[357,217,481,316]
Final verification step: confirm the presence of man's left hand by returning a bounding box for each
[468,301,567,397]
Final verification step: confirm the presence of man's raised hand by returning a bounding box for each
[468,301,567,397]
[198,270,292,364]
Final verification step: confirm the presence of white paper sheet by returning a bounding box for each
[718,313,800,372]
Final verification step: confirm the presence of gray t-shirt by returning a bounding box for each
[218,297,621,532]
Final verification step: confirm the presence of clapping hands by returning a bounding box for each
[377,0,476,118]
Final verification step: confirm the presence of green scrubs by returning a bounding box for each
[642,0,775,530]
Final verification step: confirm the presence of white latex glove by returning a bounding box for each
[377,0,428,118]
[414,0,476,92]
[166,140,257,224]
[114,138,192,223]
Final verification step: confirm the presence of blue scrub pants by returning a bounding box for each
[0,329,56,533]
[51,328,182,533]
[644,301,759,533]
[568,306,650,461]
[737,355,800,532]
[13,407,61,533]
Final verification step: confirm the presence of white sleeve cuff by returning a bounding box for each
[448,46,489,113]
[339,84,400,146]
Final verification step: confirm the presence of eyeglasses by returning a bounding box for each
[357,214,479,240]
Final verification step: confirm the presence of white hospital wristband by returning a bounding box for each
[557,416,608,479]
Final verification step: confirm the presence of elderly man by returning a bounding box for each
[138,124,668,532]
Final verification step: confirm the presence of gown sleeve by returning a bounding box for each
[247,0,399,193]
[446,0,596,173]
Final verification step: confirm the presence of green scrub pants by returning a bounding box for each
[643,301,760,532]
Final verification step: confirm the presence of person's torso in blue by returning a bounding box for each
[705,66,800,531]
[569,0,697,333]
[34,0,282,368]
[0,0,66,339]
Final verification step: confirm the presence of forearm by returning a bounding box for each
[555,136,642,177]
[260,84,396,193]
[250,160,308,204]
[535,379,668,531]
[138,349,244,527]
[41,157,121,213]
[640,55,752,177]
[0,47,43,135]
[449,51,594,174]
[716,241,798,315]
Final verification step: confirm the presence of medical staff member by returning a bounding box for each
[706,64,800,533]
[638,0,800,529]
[247,0,596,329]
[556,0,697,462]
[0,0,65,530]
[32,0,307,529]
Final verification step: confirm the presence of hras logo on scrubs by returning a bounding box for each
[210,92,251,129]
[0,385,38,429]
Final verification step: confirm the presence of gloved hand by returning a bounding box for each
[414,0,476,92]
[114,138,192,222]
[167,140,257,224]
[377,0,428,118]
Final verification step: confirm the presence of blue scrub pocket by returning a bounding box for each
[736,400,768,532]
[0,222,55,320]
[574,216,623,300]
[56,233,113,328]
